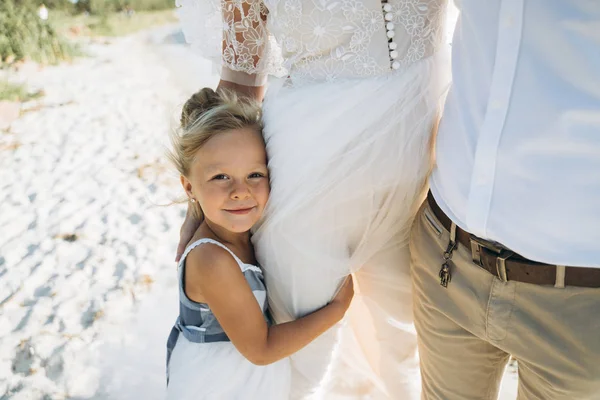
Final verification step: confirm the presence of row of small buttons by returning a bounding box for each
[382,2,401,70]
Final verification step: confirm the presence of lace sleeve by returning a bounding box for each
[176,0,284,86]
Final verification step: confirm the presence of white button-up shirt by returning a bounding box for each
[431,0,600,267]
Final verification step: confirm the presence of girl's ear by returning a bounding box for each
[181,175,194,200]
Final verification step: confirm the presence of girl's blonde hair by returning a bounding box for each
[168,88,263,219]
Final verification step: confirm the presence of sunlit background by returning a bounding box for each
[0,1,517,399]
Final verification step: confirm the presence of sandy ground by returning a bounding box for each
[0,13,519,400]
[0,26,216,399]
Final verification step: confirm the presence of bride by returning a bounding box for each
[176,0,450,398]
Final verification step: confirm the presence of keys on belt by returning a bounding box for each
[425,191,600,288]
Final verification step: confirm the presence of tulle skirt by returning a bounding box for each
[252,52,449,399]
[166,335,291,399]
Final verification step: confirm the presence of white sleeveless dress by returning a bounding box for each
[166,238,291,399]
[176,1,451,398]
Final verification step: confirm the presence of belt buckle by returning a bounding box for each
[469,235,502,266]
[469,235,514,282]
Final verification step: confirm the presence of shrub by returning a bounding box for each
[74,0,174,15]
[0,0,77,65]
[0,79,44,102]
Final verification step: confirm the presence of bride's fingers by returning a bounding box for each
[176,208,202,262]
[175,241,186,262]
[176,224,196,262]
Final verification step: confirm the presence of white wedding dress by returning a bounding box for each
[176,1,450,398]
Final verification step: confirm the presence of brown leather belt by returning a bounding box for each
[426,192,600,288]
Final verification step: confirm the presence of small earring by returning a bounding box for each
[189,198,196,203]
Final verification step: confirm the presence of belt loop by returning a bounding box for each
[449,222,457,244]
[554,265,566,288]
[470,240,482,266]
[496,250,513,283]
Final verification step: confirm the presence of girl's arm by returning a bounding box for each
[185,244,353,366]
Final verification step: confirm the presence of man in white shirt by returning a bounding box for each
[410,1,600,398]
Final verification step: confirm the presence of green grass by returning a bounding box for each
[0,0,79,66]
[0,80,44,102]
[0,0,176,67]
[53,9,178,37]
[73,0,175,15]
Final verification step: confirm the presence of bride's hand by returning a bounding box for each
[330,275,354,316]
[175,204,202,262]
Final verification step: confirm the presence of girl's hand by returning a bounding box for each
[190,243,356,366]
[330,275,354,316]
[176,204,202,262]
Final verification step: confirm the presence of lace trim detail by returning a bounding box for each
[177,0,446,85]
[391,0,447,65]
[176,0,285,85]
[267,0,447,84]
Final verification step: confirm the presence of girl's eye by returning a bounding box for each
[248,172,266,179]
[211,174,228,180]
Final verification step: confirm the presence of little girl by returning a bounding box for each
[165,88,354,399]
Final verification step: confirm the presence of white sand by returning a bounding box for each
[0,15,518,400]
[0,26,215,399]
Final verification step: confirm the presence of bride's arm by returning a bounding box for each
[216,0,271,101]
[217,79,266,101]
[175,0,273,260]
[176,0,275,98]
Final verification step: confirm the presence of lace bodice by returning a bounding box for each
[176,0,447,86]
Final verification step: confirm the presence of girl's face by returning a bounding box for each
[182,127,269,233]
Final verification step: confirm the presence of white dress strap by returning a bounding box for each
[179,238,262,274]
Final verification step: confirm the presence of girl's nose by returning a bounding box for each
[231,182,251,200]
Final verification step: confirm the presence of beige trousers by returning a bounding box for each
[410,202,600,400]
